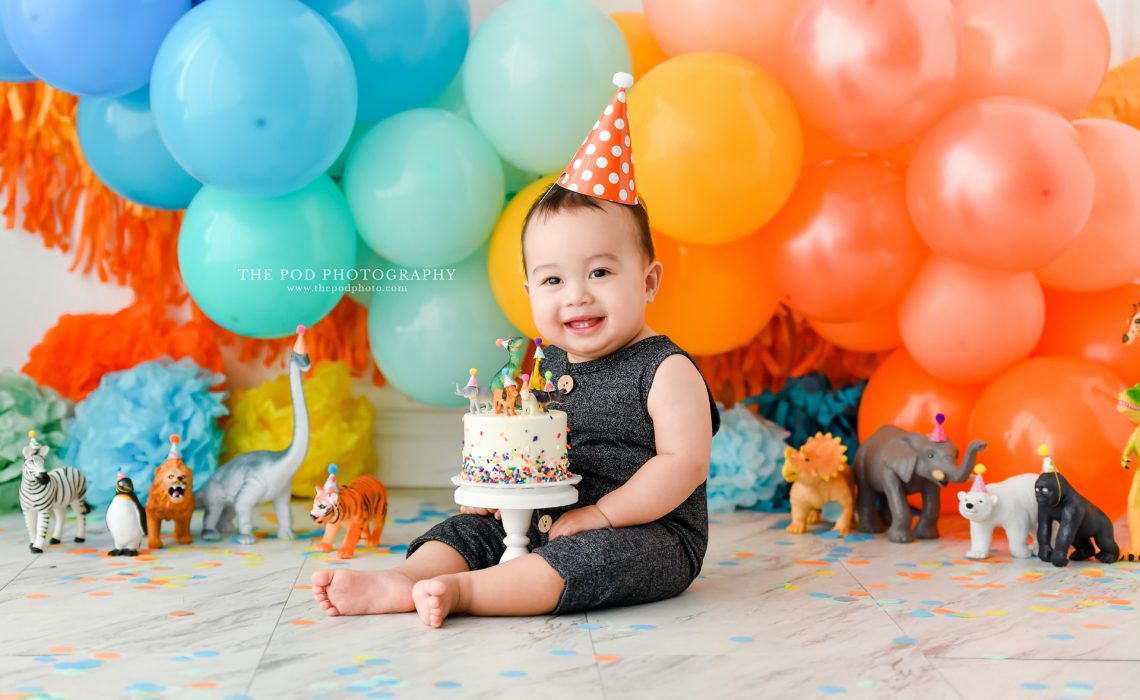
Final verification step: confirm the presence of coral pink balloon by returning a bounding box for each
[766,156,927,323]
[899,256,1045,384]
[643,0,797,79]
[955,0,1110,119]
[809,302,901,353]
[1033,285,1140,384]
[780,0,959,151]
[1037,120,1140,292]
[907,98,1095,272]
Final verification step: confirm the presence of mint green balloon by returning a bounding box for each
[367,244,520,407]
[464,0,631,173]
[179,176,357,338]
[343,108,504,268]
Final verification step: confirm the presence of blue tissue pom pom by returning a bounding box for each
[707,404,790,513]
[62,359,228,511]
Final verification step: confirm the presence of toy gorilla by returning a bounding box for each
[1035,470,1118,567]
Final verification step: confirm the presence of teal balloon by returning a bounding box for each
[301,0,469,123]
[464,0,631,173]
[343,108,504,268]
[349,236,389,307]
[179,176,357,338]
[77,88,202,210]
[367,244,520,407]
[150,0,357,197]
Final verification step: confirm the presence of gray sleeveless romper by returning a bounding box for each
[407,335,722,614]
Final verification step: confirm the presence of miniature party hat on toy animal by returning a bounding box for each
[454,368,493,415]
[854,414,986,543]
[1115,383,1140,561]
[20,431,90,553]
[107,472,147,557]
[197,326,312,544]
[957,465,1039,560]
[310,464,389,559]
[781,432,854,536]
[1035,444,1119,567]
[146,434,194,550]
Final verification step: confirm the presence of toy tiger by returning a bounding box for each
[309,464,388,559]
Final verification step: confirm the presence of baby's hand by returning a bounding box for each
[459,506,501,519]
[548,506,611,540]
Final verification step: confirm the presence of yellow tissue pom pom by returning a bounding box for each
[221,361,377,497]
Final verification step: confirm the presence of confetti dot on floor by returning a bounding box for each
[500,671,526,678]
[48,646,75,653]
[290,619,316,626]
[729,636,753,643]
[364,658,391,666]
[809,592,831,599]
[630,624,656,630]
[93,652,119,660]
[170,656,193,663]
[593,655,620,664]
[192,651,219,658]
[818,686,846,694]
[189,682,216,689]
[1020,682,1048,691]
[334,667,360,675]
[223,695,252,700]
[892,637,917,645]
[1047,633,1075,640]
[433,681,461,689]
[983,610,1009,617]
[858,680,875,689]
[125,683,167,693]
[168,611,194,617]
[910,610,935,618]
[549,649,576,656]
[26,594,49,600]
[89,591,112,597]
[576,623,601,631]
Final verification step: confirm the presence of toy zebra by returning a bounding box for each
[20,431,89,553]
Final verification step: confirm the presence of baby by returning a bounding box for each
[312,73,721,627]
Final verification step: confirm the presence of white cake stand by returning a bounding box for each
[451,475,582,563]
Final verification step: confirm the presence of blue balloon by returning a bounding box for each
[0,10,34,82]
[343,109,504,268]
[77,88,201,210]
[2,0,190,96]
[151,0,357,197]
[178,176,358,338]
[367,243,521,407]
[302,0,469,123]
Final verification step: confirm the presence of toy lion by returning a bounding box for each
[147,435,194,549]
[782,432,855,536]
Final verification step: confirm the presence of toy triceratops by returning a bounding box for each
[782,432,855,536]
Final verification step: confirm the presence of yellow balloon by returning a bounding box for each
[487,175,558,339]
[629,53,803,244]
[647,230,780,355]
[611,12,668,81]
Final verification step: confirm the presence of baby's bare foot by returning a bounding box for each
[311,568,415,617]
[412,576,461,628]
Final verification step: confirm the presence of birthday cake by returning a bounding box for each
[454,337,573,486]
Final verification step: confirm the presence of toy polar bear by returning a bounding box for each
[957,467,1038,560]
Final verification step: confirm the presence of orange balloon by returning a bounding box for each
[628,52,802,245]
[781,0,959,151]
[1033,285,1140,384]
[486,175,557,339]
[968,356,1132,520]
[642,0,797,79]
[803,122,917,169]
[955,0,1110,119]
[809,303,901,353]
[899,256,1045,385]
[907,98,1095,272]
[859,348,986,515]
[1037,120,1140,292]
[647,230,780,356]
[766,156,927,323]
[610,12,668,81]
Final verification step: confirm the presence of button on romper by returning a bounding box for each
[407,335,721,614]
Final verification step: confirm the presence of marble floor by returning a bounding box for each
[0,490,1138,700]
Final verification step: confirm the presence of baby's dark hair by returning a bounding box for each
[520,184,654,276]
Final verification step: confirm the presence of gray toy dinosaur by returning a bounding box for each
[197,326,311,544]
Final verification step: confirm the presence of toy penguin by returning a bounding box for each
[106,471,147,556]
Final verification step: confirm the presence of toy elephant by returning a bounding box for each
[854,414,986,543]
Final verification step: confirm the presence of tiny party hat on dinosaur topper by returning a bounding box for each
[1038,443,1057,473]
[556,72,637,204]
[533,337,545,360]
[293,325,307,354]
[929,413,948,443]
[969,464,988,493]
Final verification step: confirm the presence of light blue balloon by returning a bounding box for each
[0,10,34,82]
[327,122,373,181]
[301,0,469,123]
[77,88,201,210]
[151,0,357,197]
[368,244,521,407]
[178,176,357,338]
[464,0,631,173]
[343,108,504,268]
[3,0,190,96]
